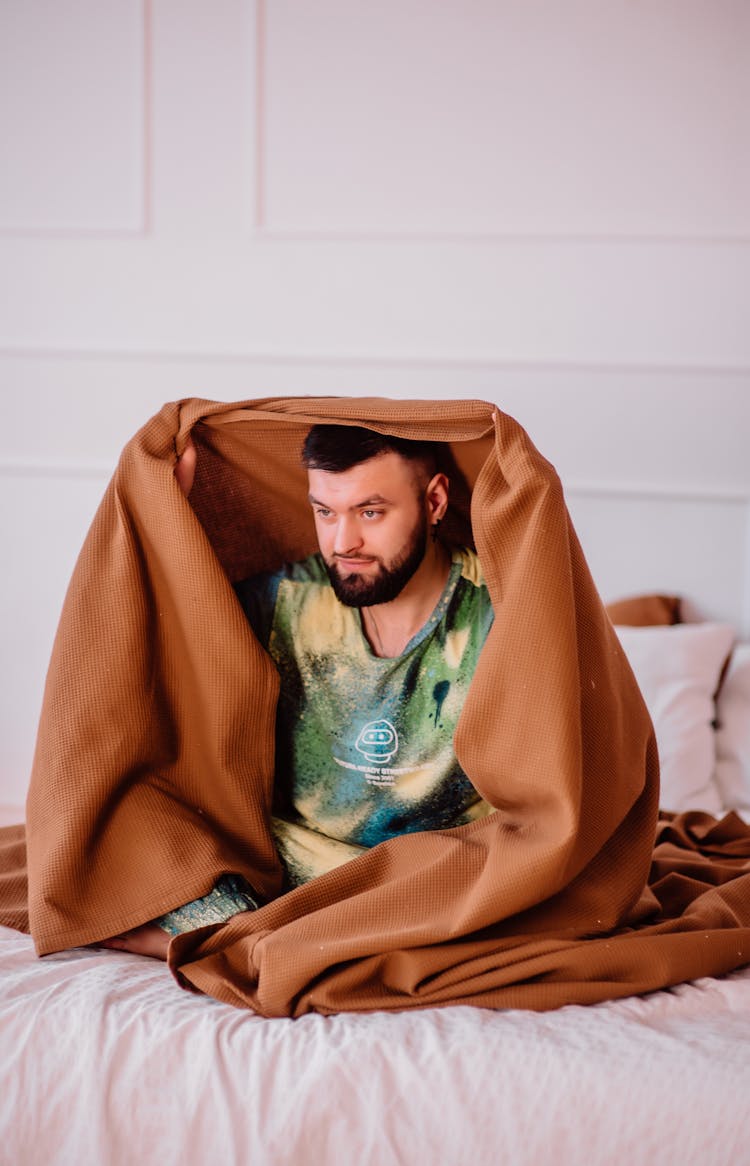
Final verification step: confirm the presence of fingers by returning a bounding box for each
[175,438,197,497]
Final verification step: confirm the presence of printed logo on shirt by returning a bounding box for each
[355,719,399,764]
[331,718,420,788]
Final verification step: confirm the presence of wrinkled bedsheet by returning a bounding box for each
[2,923,749,1166]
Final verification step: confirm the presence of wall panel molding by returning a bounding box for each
[566,482,750,505]
[1,345,748,378]
[0,461,111,481]
[256,228,750,244]
[150,0,256,235]
[2,348,748,494]
[2,236,747,367]
[2,457,747,509]
[0,0,150,237]
[254,0,266,230]
[259,0,750,240]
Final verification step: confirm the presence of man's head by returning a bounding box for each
[301,425,449,607]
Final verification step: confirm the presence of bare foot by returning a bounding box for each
[98,922,170,960]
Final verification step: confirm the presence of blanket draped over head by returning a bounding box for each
[1,397,750,1017]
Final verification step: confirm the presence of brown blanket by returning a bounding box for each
[2,396,749,1016]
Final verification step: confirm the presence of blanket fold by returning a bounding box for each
[1,396,749,1016]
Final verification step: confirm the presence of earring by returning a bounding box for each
[431,518,441,543]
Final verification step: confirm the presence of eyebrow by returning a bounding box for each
[308,493,392,509]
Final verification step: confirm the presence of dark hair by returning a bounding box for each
[301,425,440,482]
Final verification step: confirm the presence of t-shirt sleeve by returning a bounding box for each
[233,570,284,648]
[233,556,328,648]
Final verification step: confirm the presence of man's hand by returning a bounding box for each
[175,438,197,497]
[98,922,170,961]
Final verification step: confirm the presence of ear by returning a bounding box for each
[424,472,449,524]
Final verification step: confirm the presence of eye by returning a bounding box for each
[361,509,384,520]
[314,507,333,520]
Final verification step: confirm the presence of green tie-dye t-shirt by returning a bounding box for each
[235,547,495,887]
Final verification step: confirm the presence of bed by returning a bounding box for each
[2,393,750,1165]
[2,600,749,1166]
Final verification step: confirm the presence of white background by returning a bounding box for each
[1,0,749,806]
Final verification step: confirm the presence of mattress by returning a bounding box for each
[2,922,749,1166]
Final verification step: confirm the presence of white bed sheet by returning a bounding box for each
[2,924,749,1166]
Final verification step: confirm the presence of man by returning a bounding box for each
[102,425,494,959]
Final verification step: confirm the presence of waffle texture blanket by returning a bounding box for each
[1,397,749,1016]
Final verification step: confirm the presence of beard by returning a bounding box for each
[324,519,428,608]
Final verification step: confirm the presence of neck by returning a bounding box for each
[361,542,452,658]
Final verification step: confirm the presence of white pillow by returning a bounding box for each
[714,643,750,816]
[614,623,735,814]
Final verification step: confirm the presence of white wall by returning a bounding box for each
[1,0,749,806]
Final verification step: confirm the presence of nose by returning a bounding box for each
[333,514,364,556]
